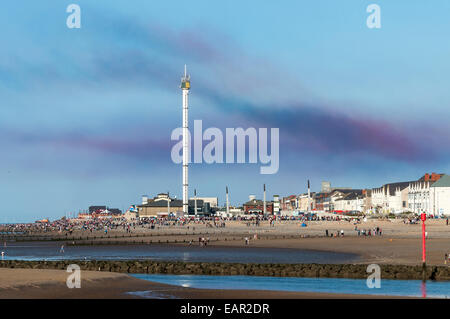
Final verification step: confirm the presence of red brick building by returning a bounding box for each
[243,199,274,215]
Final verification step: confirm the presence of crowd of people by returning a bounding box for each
[324,225,383,237]
[1,212,447,239]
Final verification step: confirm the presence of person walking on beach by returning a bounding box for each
[445,253,448,265]
[325,229,329,237]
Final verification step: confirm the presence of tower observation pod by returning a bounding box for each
[181,65,190,215]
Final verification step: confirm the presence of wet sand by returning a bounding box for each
[1,220,447,298]
[0,269,408,299]
[210,237,450,265]
[4,219,450,265]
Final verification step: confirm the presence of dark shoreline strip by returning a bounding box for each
[1,260,449,281]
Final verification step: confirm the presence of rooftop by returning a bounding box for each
[243,199,273,206]
[138,199,204,208]
[373,181,413,195]
[431,175,450,187]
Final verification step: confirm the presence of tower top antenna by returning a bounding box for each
[181,64,190,89]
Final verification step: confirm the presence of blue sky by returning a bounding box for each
[1,1,450,222]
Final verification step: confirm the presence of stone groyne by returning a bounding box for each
[1,260,449,281]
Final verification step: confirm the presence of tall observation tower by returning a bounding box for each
[181,65,190,215]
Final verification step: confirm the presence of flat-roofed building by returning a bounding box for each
[137,195,210,218]
[273,195,280,215]
[189,197,218,208]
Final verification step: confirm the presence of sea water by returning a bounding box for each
[132,274,450,298]
[0,242,358,263]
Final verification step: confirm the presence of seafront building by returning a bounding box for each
[406,173,449,216]
[297,192,316,212]
[273,195,280,215]
[430,175,450,215]
[243,197,274,215]
[77,206,122,219]
[362,189,372,213]
[408,173,444,214]
[216,206,243,217]
[369,173,446,215]
[189,197,218,208]
[334,191,365,212]
[280,195,297,211]
[88,206,121,215]
[129,173,450,219]
[371,182,411,214]
[328,189,363,212]
[274,173,449,216]
[313,192,328,211]
[138,193,212,218]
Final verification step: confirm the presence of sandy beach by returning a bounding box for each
[2,219,450,265]
[205,219,450,265]
[0,269,410,299]
[1,219,448,298]
[211,237,450,265]
[14,219,450,239]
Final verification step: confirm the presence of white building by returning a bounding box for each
[371,182,411,214]
[298,193,315,212]
[273,195,280,215]
[328,189,362,212]
[334,192,364,212]
[216,207,243,218]
[409,181,433,214]
[408,173,445,214]
[430,175,450,216]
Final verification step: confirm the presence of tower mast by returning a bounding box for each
[307,180,311,213]
[263,184,266,217]
[181,65,191,216]
[226,186,229,216]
